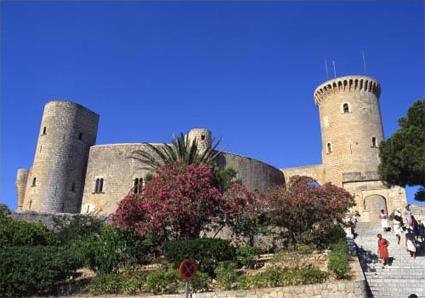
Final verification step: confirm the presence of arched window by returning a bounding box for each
[327,142,332,154]
[342,103,350,113]
[372,137,377,147]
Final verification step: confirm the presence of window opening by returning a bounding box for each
[71,182,76,192]
[133,178,143,194]
[327,143,332,153]
[78,132,83,140]
[343,103,350,113]
[94,178,104,193]
[42,126,47,135]
[372,137,377,147]
[32,177,37,187]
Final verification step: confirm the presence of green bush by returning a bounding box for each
[145,267,181,294]
[88,273,143,295]
[72,225,153,273]
[238,266,328,289]
[0,217,56,247]
[328,239,350,279]
[236,246,261,268]
[189,271,210,292]
[318,225,346,248]
[164,238,235,276]
[53,214,104,244]
[0,246,80,297]
[215,262,239,290]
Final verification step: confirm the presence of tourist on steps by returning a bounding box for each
[377,233,390,268]
[379,209,390,232]
[393,208,404,245]
[405,229,417,259]
[404,204,414,229]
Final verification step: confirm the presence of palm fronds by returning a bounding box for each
[130,133,221,171]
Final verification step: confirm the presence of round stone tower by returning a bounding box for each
[187,128,212,153]
[22,101,99,213]
[314,75,383,186]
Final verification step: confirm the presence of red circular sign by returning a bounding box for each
[179,259,197,281]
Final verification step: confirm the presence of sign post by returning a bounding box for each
[179,259,197,298]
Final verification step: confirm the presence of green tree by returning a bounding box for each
[130,133,220,171]
[378,100,425,200]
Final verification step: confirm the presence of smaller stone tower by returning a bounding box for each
[19,100,99,213]
[314,76,383,186]
[187,128,212,153]
[16,168,29,211]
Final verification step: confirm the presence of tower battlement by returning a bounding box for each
[314,75,380,106]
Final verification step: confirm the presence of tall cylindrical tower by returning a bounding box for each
[187,128,212,153]
[314,75,383,186]
[22,101,99,213]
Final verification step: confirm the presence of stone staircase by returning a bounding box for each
[354,222,425,298]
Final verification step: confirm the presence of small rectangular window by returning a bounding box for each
[32,177,37,187]
[78,132,83,140]
[71,182,76,192]
[42,127,47,135]
[94,178,104,193]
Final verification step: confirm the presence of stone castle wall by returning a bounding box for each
[21,101,99,213]
[81,143,284,215]
[281,164,325,185]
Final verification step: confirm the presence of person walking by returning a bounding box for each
[377,233,390,268]
[405,229,417,259]
[379,209,390,232]
[393,208,404,245]
[404,204,414,229]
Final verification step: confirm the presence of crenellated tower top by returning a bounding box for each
[314,75,381,106]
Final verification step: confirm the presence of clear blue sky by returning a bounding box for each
[1,1,424,210]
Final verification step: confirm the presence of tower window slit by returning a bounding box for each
[78,132,83,140]
[372,137,377,147]
[32,177,37,187]
[71,182,76,192]
[343,103,350,113]
[42,126,47,135]
[327,142,332,154]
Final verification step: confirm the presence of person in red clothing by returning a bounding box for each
[377,233,390,268]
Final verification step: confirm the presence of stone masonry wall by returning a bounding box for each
[81,144,284,215]
[281,164,325,185]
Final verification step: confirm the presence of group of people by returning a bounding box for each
[377,204,424,268]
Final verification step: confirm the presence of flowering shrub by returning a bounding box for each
[265,176,354,246]
[112,162,259,242]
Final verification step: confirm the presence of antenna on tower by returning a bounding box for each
[332,60,337,77]
[324,58,329,79]
[362,50,367,74]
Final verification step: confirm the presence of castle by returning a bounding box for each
[16,75,406,221]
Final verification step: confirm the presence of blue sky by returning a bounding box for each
[1,1,424,210]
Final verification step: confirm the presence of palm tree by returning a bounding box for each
[130,133,221,171]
